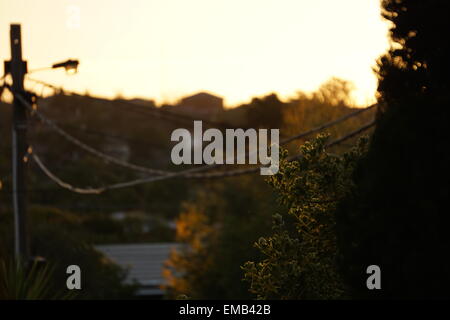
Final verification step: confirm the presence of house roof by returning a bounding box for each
[95,243,181,296]
[182,91,223,101]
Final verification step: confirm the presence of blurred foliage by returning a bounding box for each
[244,93,284,129]
[0,259,74,300]
[0,207,137,299]
[163,177,278,299]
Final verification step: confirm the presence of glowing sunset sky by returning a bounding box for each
[0,0,391,107]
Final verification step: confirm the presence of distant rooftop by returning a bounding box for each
[95,242,181,296]
[178,91,224,116]
[182,91,222,100]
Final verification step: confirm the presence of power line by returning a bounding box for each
[42,122,165,149]
[279,104,377,145]
[30,120,375,194]
[13,90,377,180]
[189,119,376,179]
[14,93,171,176]
[31,153,103,194]
[24,102,167,150]
[12,89,227,181]
[25,77,61,93]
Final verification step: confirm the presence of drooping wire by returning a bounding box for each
[31,152,103,194]
[14,90,377,179]
[7,85,377,193]
[30,120,375,194]
[279,104,376,145]
[14,93,171,176]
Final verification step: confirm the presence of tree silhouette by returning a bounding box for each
[336,0,450,298]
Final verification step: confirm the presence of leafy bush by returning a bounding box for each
[242,134,368,299]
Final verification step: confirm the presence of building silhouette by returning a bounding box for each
[176,92,223,117]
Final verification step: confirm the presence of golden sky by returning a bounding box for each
[0,0,391,107]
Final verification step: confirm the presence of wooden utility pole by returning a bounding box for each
[8,24,29,262]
